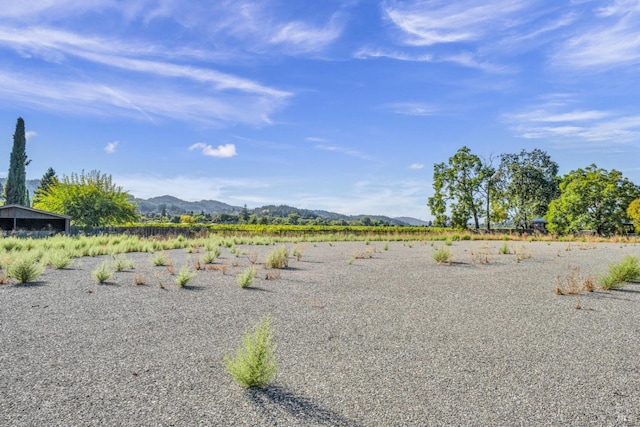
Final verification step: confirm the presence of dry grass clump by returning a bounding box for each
[470,245,491,264]
[555,266,596,295]
[432,247,452,265]
[514,245,532,262]
[353,247,376,260]
[133,274,147,286]
[265,270,281,280]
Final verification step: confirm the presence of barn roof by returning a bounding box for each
[0,204,72,220]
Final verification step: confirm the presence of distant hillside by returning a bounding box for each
[394,217,430,226]
[135,196,425,226]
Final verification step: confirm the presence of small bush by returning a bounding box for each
[225,314,277,388]
[445,238,453,246]
[266,246,289,269]
[383,242,389,251]
[7,256,44,284]
[113,255,134,272]
[499,242,510,255]
[151,252,168,266]
[49,250,73,269]
[174,265,196,288]
[237,266,257,288]
[598,255,640,290]
[432,247,452,265]
[93,262,113,284]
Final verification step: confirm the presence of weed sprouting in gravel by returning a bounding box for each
[499,242,510,255]
[598,255,640,290]
[432,247,452,265]
[7,255,44,284]
[266,246,289,269]
[174,266,196,288]
[555,266,595,295]
[92,261,113,284]
[151,252,168,266]
[225,314,277,388]
[237,266,257,288]
[113,254,134,272]
[48,250,74,269]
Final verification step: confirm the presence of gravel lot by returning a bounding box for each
[1,240,640,426]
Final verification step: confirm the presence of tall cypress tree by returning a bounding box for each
[4,117,30,206]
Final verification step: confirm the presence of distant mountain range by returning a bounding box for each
[135,195,430,226]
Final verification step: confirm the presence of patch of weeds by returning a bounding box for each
[575,298,582,310]
[598,255,640,290]
[237,266,257,288]
[133,274,147,286]
[248,251,259,265]
[151,252,168,266]
[499,242,510,255]
[174,266,196,288]
[202,250,219,265]
[432,247,452,265]
[266,246,289,269]
[353,247,375,259]
[207,264,229,275]
[193,259,204,271]
[383,242,389,251]
[7,256,44,284]
[444,238,453,246]
[92,261,113,284]
[165,261,175,275]
[224,314,277,388]
[113,254,134,272]
[555,266,595,295]
[49,250,73,269]
[265,270,280,280]
[348,257,355,265]
[292,244,305,261]
[514,245,532,262]
[470,248,490,264]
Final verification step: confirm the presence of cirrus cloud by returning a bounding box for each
[189,142,237,158]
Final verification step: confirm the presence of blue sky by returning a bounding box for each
[1,1,640,219]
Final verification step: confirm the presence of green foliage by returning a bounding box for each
[151,252,168,266]
[546,165,640,235]
[225,314,277,388]
[237,266,257,288]
[427,146,493,229]
[432,247,452,264]
[202,250,219,264]
[627,198,640,231]
[33,170,138,226]
[7,255,43,283]
[266,246,289,269]
[496,149,559,229]
[112,254,134,271]
[92,261,113,283]
[598,255,640,290]
[174,266,196,288]
[499,242,510,255]
[33,167,58,205]
[383,242,389,251]
[48,250,73,269]
[5,117,31,206]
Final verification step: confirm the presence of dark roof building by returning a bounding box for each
[0,204,71,234]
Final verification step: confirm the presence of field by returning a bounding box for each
[1,239,640,426]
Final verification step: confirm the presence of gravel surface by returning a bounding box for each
[1,240,640,426]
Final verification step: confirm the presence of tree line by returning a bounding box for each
[428,146,640,235]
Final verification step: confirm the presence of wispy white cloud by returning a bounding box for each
[386,102,436,116]
[25,130,37,141]
[305,137,328,143]
[315,144,370,160]
[104,140,119,154]
[383,0,534,46]
[189,143,237,158]
[409,163,424,170]
[504,103,640,145]
[553,1,640,70]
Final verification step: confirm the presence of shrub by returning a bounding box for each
[93,261,113,284]
[49,250,73,269]
[174,265,196,288]
[202,250,219,264]
[598,255,640,290]
[432,247,452,264]
[113,254,134,272]
[151,252,167,266]
[499,242,510,255]
[7,256,44,284]
[237,266,257,288]
[225,314,277,388]
[266,246,289,269]
[445,238,453,246]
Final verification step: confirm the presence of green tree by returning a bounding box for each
[626,198,640,232]
[33,167,58,205]
[546,165,640,235]
[496,149,559,229]
[427,146,492,230]
[4,117,31,206]
[33,170,138,226]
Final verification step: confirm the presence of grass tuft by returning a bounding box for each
[432,247,452,265]
[225,314,277,388]
[598,255,640,290]
[92,261,113,284]
[174,266,197,288]
[7,256,44,284]
[237,266,257,288]
[266,246,289,269]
